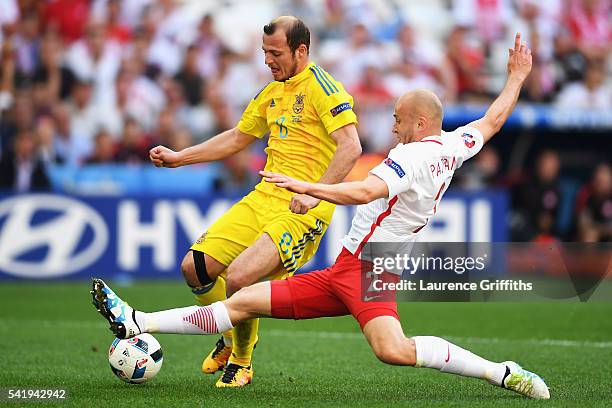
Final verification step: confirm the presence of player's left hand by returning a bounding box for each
[507,32,532,82]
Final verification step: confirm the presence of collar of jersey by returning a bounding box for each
[421,134,442,142]
[283,62,317,85]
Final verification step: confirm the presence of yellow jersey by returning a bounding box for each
[236,62,358,224]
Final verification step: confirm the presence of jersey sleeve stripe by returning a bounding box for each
[314,66,339,93]
[253,82,271,100]
[309,67,331,96]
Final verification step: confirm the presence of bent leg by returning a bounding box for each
[362,316,416,366]
[334,243,507,383]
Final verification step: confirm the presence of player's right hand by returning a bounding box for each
[149,145,182,168]
[507,32,532,82]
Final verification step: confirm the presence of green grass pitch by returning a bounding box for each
[1,281,611,407]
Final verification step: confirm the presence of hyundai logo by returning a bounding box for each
[0,195,109,278]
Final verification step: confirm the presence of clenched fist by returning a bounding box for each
[289,194,321,215]
[149,145,183,168]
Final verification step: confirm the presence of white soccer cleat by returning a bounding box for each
[500,361,550,399]
[91,278,142,339]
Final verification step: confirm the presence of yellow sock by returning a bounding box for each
[193,275,227,306]
[228,318,259,367]
[193,276,232,342]
[221,330,232,346]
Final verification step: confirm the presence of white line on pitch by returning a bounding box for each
[264,329,612,349]
[1,318,611,349]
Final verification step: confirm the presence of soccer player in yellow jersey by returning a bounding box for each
[148,16,361,387]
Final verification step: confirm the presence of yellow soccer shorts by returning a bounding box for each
[191,190,329,280]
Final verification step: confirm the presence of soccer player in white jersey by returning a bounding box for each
[91,34,549,398]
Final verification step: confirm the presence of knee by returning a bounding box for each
[180,252,200,287]
[182,250,223,288]
[372,343,401,365]
[372,337,416,366]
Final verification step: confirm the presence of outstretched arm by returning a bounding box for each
[261,171,388,205]
[468,33,532,143]
[149,127,257,168]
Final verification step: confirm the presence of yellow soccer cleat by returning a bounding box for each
[202,338,232,374]
[500,361,550,399]
[215,363,253,388]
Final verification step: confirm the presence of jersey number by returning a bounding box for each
[279,232,293,254]
[275,116,289,139]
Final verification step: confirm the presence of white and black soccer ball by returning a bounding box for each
[108,334,163,384]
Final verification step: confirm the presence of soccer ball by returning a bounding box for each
[108,334,163,384]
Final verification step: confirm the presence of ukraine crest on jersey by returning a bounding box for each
[236,62,357,224]
[293,93,305,114]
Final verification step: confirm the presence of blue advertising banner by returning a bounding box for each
[0,192,507,280]
[443,105,612,130]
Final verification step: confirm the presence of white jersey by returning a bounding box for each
[341,126,484,255]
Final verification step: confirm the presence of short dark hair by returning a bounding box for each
[263,17,310,54]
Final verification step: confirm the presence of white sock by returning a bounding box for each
[222,334,233,346]
[412,336,507,385]
[140,302,233,335]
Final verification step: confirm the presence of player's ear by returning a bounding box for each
[296,44,308,59]
[417,115,427,130]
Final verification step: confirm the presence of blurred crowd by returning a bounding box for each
[0,0,610,242]
[455,147,611,242]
